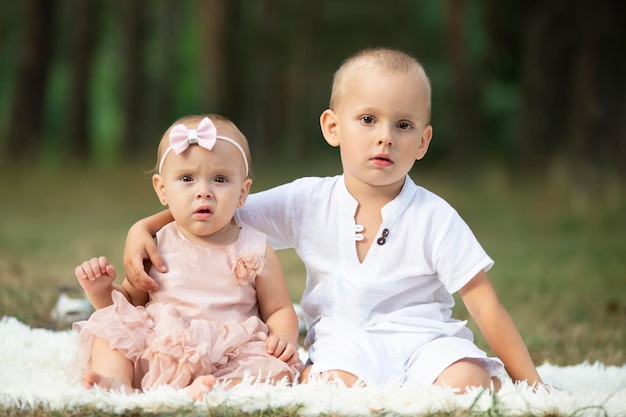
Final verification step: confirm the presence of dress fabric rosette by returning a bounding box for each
[232,254,266,285]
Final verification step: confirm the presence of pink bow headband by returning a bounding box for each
[158,117,249,176]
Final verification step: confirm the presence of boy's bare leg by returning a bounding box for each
[300,365,360,386]
[435,358,502,393]
[84,336,135,392]
[263,371,294,386]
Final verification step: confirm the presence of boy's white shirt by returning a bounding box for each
[235,175,493,342]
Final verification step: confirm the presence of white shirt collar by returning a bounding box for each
[334,174,418,221]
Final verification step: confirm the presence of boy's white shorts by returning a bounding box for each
[306,320,504,386]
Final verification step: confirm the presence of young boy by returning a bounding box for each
[123,48,544,392]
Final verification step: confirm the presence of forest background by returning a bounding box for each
[2,0,625,172]
[0,0,625,367]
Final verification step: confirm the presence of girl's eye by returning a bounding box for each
[214,176,228,184]
[397,121,413,130]
[180,175,193,182]
[360,115,375,125]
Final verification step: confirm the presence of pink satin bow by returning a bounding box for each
[157,116,249,176]
[168,117,217,154]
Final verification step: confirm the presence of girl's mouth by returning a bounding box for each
[194,206,213,219]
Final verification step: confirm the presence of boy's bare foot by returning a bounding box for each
[83,371,132,393]
[185,375,217,401]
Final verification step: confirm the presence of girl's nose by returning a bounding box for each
[196,184,213,199]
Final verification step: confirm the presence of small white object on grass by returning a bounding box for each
[50,286,94,324]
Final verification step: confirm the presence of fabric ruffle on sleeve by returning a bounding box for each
[231,253,267,286]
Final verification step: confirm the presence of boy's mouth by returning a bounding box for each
[371,154,393,166]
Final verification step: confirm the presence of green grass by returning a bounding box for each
[1,158,625,416]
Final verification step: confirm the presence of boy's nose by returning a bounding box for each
[377,134,393,147]
[376,124,394,146]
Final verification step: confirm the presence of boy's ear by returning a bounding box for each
[320,109,340,147]
[238,178,253,207]
[152,174,168,206]
[416,125,433,160]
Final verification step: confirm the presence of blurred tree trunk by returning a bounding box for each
[281,0,319,160]
[572,1,603,173]
[66,0,100,159]
[220,0,243,121]
[571,0,626,177]
[151,0,178,141]
[119,0,147,156]
[516,0,625,178]
[5,0,56,161]
[199,0,226,113]
[228,0,284,159]
[256,0,286,158]
[444,0,483,166]
[517,1,576,170]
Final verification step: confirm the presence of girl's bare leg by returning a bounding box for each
[84,336,135,393]
[185,375,217,401]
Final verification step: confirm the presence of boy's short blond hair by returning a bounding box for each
[329,48,432,122]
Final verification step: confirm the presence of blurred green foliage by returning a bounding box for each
[1,0,624,179]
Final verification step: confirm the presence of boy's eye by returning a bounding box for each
[397,121,413,130]
[360,115,375,125]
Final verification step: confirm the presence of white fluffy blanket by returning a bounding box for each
[1,316,625,416]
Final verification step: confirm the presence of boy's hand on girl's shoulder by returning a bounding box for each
[123,223,166,293]
[75,256,116,295]
[123,252,161,293]
[123,252,164,293]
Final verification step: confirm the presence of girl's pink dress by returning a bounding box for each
[73,222,301,390]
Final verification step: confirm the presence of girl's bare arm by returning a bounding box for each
[256,244,300,364]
